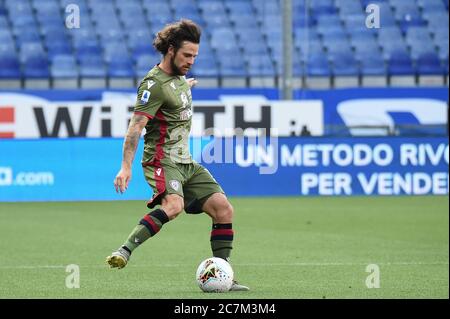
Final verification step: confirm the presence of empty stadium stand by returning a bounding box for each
[0,0,448,89]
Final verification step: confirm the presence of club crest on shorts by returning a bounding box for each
[169,180,180,191]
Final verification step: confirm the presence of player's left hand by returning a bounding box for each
[186,78,198,88]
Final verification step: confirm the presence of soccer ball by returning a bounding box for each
[196,257,234,293]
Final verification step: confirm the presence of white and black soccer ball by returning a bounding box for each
[196,257,234,293]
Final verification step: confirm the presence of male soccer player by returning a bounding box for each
[106,20,249,291]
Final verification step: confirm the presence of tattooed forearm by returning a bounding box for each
[122,114,148,168]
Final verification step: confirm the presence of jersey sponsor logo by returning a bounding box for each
[155,168,162,176]
[147,80,155,89]
[169,180,180,191]
[170,81,176,90]
[180,92,189,108]
[180,108,193,120]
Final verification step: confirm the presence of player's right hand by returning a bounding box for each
[186,78,198,88]
[114,168,131,194]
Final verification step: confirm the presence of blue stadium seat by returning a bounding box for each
[173,2,199,16]
[191,56,219,77]
[436,40,449,60]
[79,55,106,78]
[116,0,141,13]
[210,28,237,50]
[229,13,259,29]
[360,54,386,75]
[199,1,226,15]
[98,28,125,43]
[103,42,130,63]
[33,2,60,17]
[136,54,160,78]
[421,2,447,17]
[6,1,33,18]
[387,50,415,75]
[145,2,172,17]
[366,2,396,27]
[40,23,67,38]
[352,36,381,61]
[254,1,280,16]
[247,55,276,77]
[75,41,102,59]
[225,1,254,15]
[305,55,331,76]
[108,56,135,78]
[242,40,268,55]
[19,42,45,63]
[320,27,348,42]
[127,29,153,51]
[0,28,13,43]
[23,55,49,78]
[293,14,315,28]
[204,14,231,28]
[360,0,387,5]
[310,0,337,17]
[416,52,446,75]
[149,15,175,35]
[299,40,325,62]
[47,41,73,58]
[382,44,410,61]
[50,54,78,78]
[331,52,359,76]
[294,28,320,46]
[416,0,445,9]
[132,42,158,62]
[260,14,282,31]
[336,0,363,16]
[174,9,202,22]
[60,0,88,10]
[71,28,98,48]
[344,13,367,31]
[377,26,402,42]
[219,56,247,77]
[0,16,9,28]
[0,56,21,79]
[171,0,196,8]
[324,39,352,54]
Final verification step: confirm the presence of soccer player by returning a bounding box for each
[106,20,249,291]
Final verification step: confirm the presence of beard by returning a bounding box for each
[170,56,185,76]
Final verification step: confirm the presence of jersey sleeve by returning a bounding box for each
[134,79,164,120]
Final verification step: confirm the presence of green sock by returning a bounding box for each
[123,209,169,252]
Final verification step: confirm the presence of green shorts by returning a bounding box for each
[143,160,224,214]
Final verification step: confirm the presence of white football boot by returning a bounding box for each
[106,247,130,269]
[230,280,250,291]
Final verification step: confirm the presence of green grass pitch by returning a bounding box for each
[0,196,448,299]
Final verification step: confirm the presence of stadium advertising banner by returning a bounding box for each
[296,87,448,136]
[0,137,447,201]
[0,87,447,139]
[0,90,323,138]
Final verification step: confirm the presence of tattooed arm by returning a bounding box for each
[114,114,149,193]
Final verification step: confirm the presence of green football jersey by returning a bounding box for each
[134,65,193,164]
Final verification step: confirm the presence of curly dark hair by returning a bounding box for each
[153,19,202,55]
